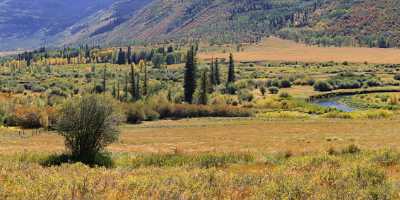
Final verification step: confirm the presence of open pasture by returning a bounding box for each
[199,37,400,64]
[1,117,399,155]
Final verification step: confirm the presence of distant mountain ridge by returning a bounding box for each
[1,0,400,50]
[0,0,116,50]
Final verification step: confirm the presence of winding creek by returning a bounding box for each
[314,96,355,112]
[310,89,400,112]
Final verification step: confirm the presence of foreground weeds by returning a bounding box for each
[1,147,400,199]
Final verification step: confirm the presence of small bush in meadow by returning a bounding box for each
[394,74,400,81]
[268,87,279,94]
[372,149,400,166]
[144,108,160,121]
[278,91,290,98]
[341,144,361,154]
[126,105,145,124]
[56,94,120,165]
[313,81,333,91]
[238,89,254,102]
[259,86,266,96]
[13,105,43,128]
[327,147,339,155]
[279,79,292,88]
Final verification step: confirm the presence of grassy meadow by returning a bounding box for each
[1,39,400,199]
[2,118,400,199]
[199,37,400,64]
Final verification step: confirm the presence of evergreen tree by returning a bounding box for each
[215,58,220,85]
[142,61,148,96]
[132,52,138,64]
[84,44,90,59]
[199,70,208,105]
[117,78,120,101]
[124,72,129,101]
[130,64,137,101]
[378,36,388,48]
[227,53,235,83]
[167,89,173,102]
[209,59,215,86]
[112,82,116,98]
[184,46,197,104]
[102,65,107,93]
[127,46,132,64]
[134,73,141,100]
[117,48,126,65]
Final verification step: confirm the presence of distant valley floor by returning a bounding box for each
[199,37,400,64]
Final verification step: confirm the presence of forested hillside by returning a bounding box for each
[61,0,322,46]
[61,0,400,48]
[278,0,400,48]
[0,0,115,50]
[2,0,400,50]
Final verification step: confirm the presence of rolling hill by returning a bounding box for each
[2,0,400,50]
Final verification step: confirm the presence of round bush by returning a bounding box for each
[279,79,292,88]
[56,95,120,164]
[238,89,254,102]
[126,106,145,124]
[279,92,290,98]
[313,81,333,92]
[394,74,400,81]
[268,87,279,94]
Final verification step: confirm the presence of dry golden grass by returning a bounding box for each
[199,37,400,64]
[2,118,400,155]
[0,51,23,57]
[280,86,317,98]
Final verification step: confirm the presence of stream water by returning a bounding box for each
[314,97,355,112]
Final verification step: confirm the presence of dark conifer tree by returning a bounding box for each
[112,82,116,98]
[214,58,220,85]
[84,44,90,59]
[127,46,132,64]
[227,53,235,84]
[124,72,129,101]
[199,70,208,105]
[130,64,136,101]
[102,65,107,93]
[134,73,141,100]
[117,77,120,101]
[184,46,197,104]
[209,58,215,86]
[117,48,126,65]
[132,52,138,64]
[143,63,148,96]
